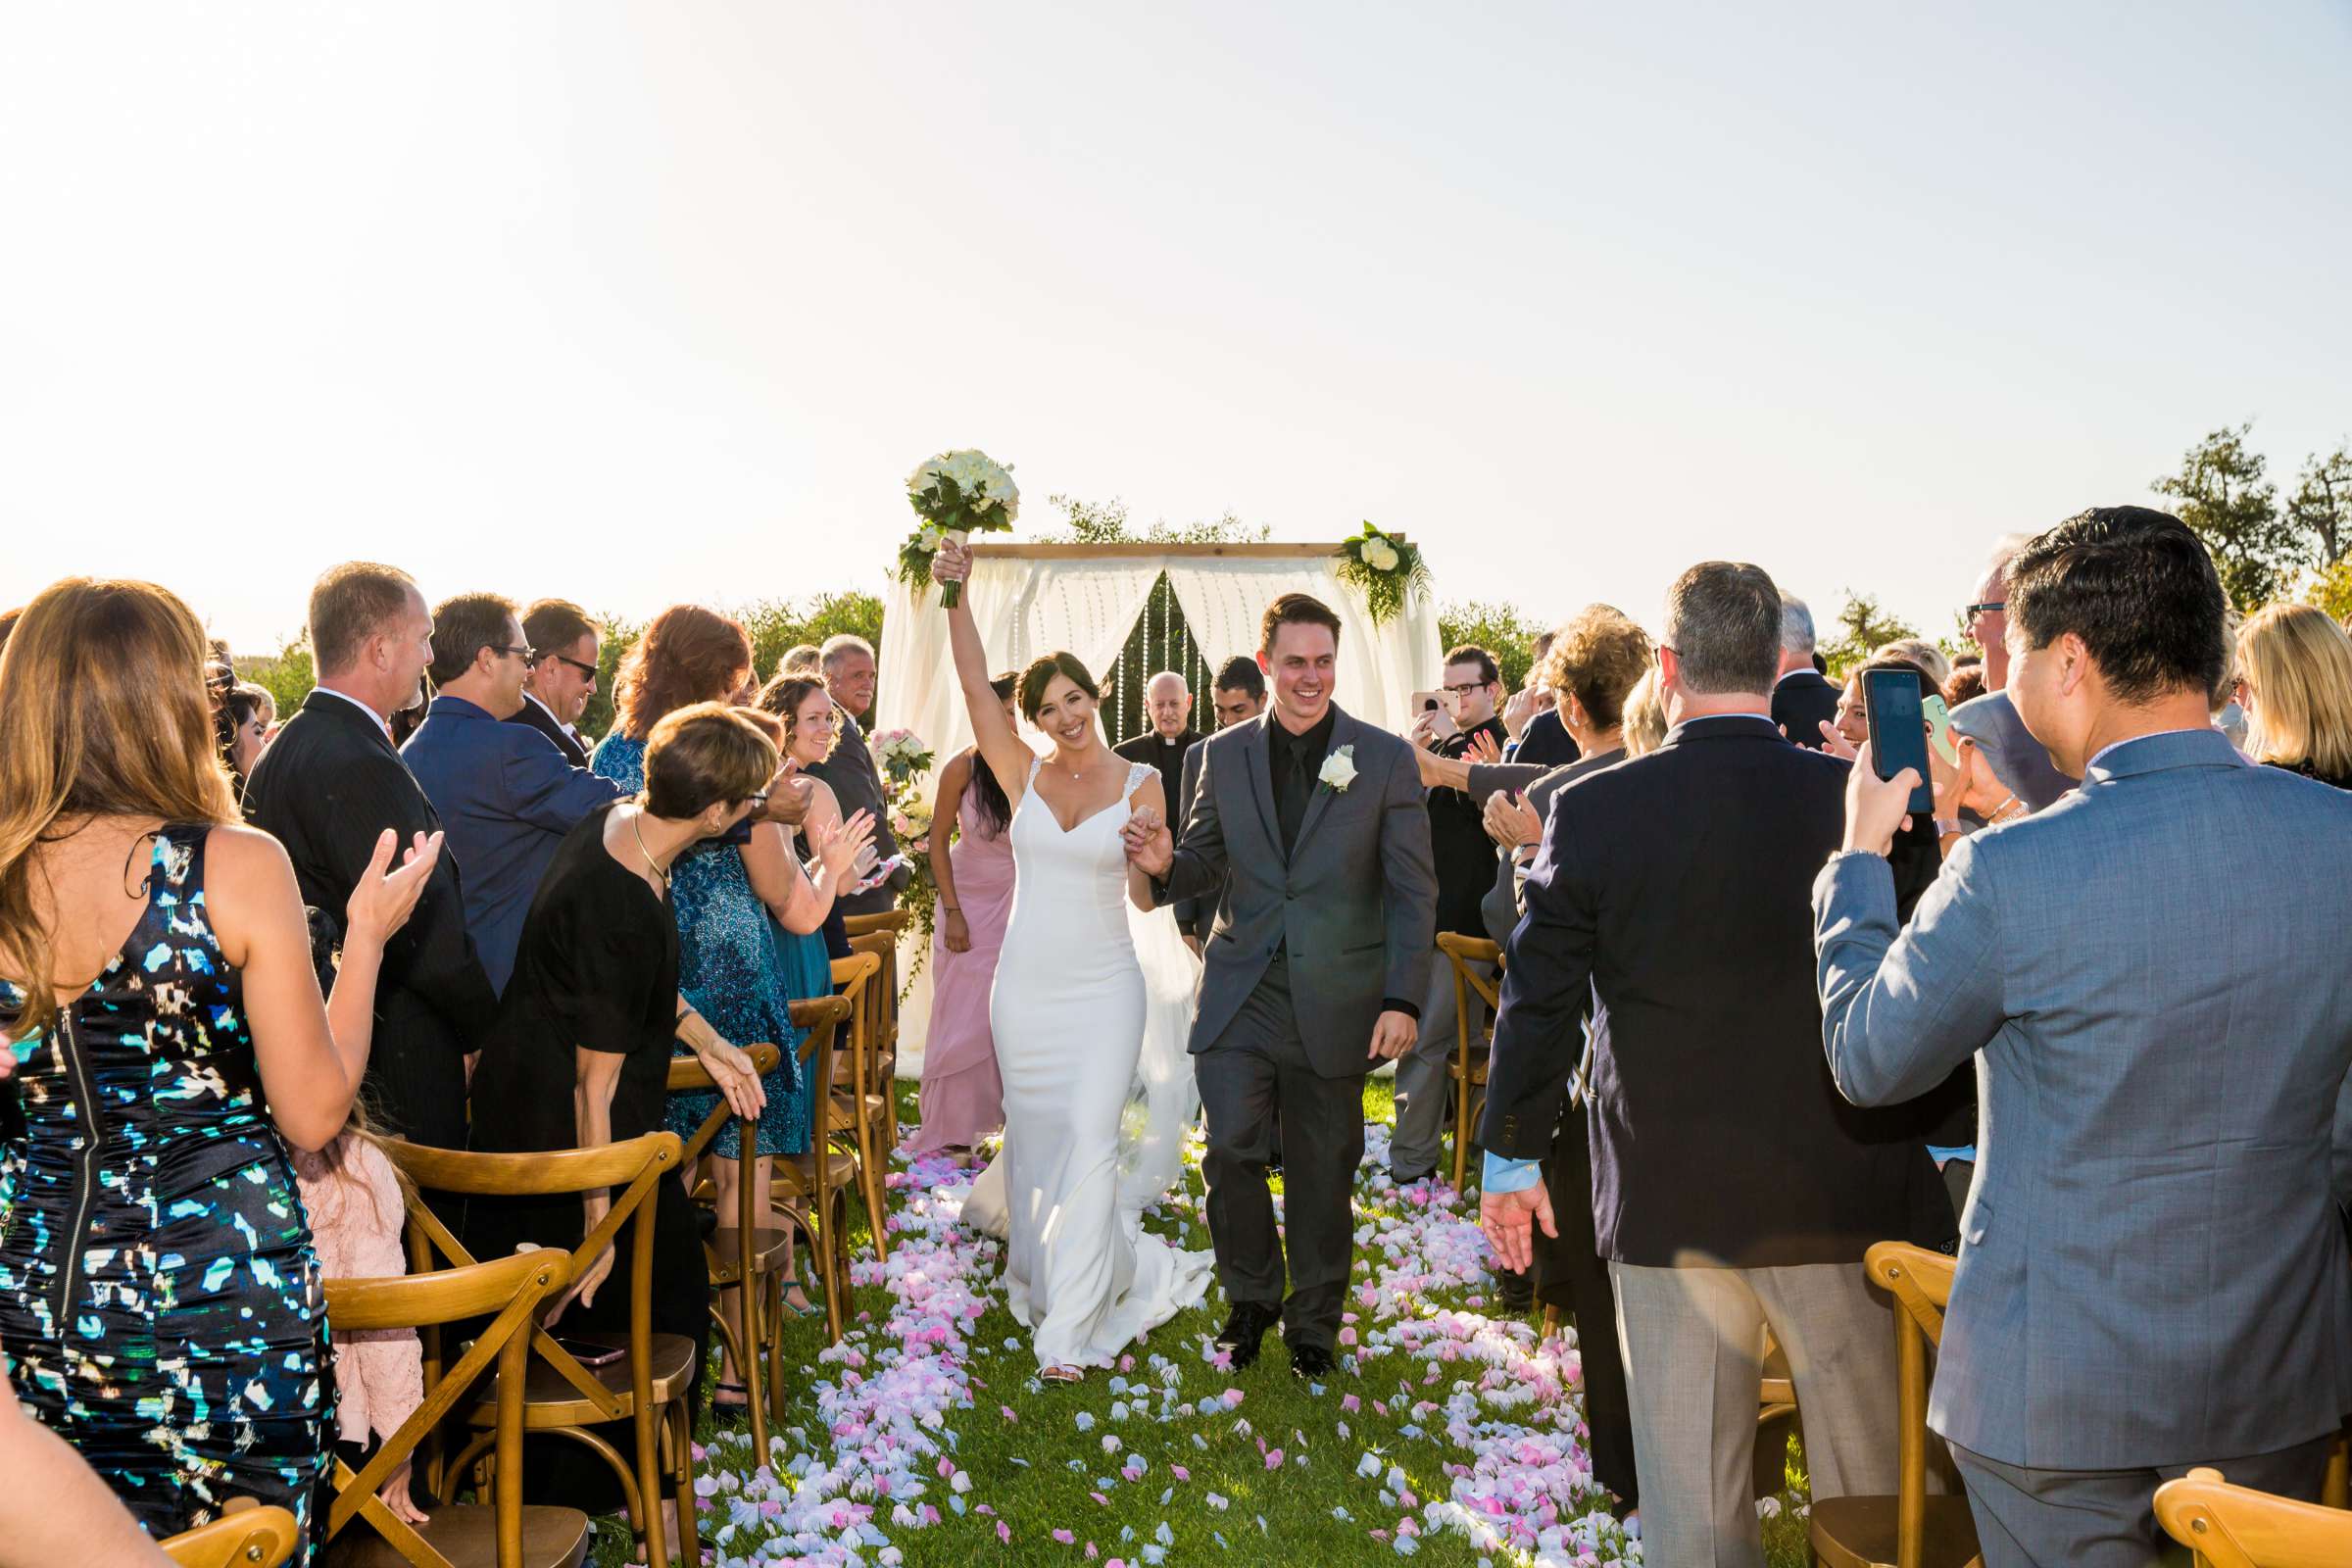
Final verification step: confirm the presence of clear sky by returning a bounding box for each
[4,2,2346,654]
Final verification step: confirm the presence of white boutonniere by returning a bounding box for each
[1318,745,1357,793]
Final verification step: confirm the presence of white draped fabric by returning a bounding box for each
[878,548,1443,1072]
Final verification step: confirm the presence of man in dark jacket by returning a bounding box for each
[1771,592,1840,751]
[243,562,498,1150]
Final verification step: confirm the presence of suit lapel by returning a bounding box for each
[1241,717,1281,858]
[1289,707,1353,862]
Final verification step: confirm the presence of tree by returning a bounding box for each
[2151,423,2301,612]
[1040,493,1270,545]
[2311,558,2352,626]
[2287,443,2352,573]
[1819,592,1920,679]
[574,589,886,740]
[235,635,315,721]
[1437,600,1546,695]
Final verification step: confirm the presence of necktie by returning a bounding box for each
[1278,742,1312,855]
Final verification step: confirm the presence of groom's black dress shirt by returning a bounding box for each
[1262,707,1417,1020]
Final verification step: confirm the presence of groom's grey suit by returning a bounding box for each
[1153,704,1437,1349]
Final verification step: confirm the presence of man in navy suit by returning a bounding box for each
[510,597,601,767]
[1817,508,2352,1566]
[403,593,623,994]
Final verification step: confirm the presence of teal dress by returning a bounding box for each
[591,734,827,1156]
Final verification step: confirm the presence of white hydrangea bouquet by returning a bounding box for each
[895,448,1020,609]
[1332,521,1430,625]
[869,727,936,790]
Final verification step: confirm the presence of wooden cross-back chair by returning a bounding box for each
[2157,1467,2352,1567]
[772,993,858,1352]
[669,1040,794,1458]
[163,1504,301,1568]
[1809,1242,1983,1568]
[318,1249,589,1568]
[827,948,893,1262]
[384,1133,692,1568]
[1435,932,1503,1191]
[840,917,906,1134]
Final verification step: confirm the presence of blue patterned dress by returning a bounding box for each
[591,735,823,1156]
[0,826,329,1552]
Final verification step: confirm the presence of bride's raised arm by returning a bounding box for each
[933,541,1033,808]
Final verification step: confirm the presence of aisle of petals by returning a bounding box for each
[682,1124,1645,1567]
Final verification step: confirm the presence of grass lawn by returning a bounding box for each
[598,1080,1817,1566]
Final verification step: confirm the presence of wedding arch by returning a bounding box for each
[874,541,1444,1069]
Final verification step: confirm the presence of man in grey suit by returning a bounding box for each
[1126,593,1438,1378]
[1817,506,2352,1567]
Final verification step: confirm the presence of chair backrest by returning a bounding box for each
[385,1131,681,1421]
[2155,1467,2352,1568]
[321,1250,573,1568]
[1434,932,1503,1032]
[671,1042,782,1238]
[846,930,900,1049]
[828,951,884,1102]
[841,909,910,942]
[1862,1241,1962,1568]
[163,1506,301,1568]
[790,995,853,1154]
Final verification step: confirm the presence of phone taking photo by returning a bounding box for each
[1863,668,1936,815]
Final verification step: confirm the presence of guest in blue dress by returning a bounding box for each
[593,608,874,1393]
[0,579,441,1561]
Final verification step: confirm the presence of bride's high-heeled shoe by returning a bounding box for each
[1041,1364,1085,1385]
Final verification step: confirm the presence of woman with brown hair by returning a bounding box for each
[590,611,870,1383]
[0,578,439,1555]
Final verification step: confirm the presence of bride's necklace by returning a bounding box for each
[629,810,669,893]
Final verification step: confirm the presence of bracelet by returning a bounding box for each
[1987,794,2026,823]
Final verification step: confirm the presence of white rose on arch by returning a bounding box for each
[1362,538,1399,572]
[1318,745,1358,793]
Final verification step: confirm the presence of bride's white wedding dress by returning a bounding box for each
[961,757,1213,1370]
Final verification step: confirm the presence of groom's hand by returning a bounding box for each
[1366,1007,1416,1062]
[1480,1184,1555,1275]
[1122,808,1174,877]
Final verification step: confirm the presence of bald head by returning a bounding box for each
[1145,670,1193,738]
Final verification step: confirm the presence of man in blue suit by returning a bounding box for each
[1816,507,2352,1567]
[404,593,623,994]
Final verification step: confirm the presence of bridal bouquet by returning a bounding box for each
[1332,521,1430,625]
[896,448,1020,608]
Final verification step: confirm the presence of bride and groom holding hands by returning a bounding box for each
[931,541,1438,1384]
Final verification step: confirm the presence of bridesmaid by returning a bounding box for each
[908,672,1021,1157]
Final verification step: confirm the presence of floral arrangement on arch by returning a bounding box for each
[1332,522,1430,626]
[894,449,1020,608]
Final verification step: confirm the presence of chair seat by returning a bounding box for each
[469,1332,699,1425]
[706,1224,794,1281]
[1447,1053,1491,1086]
[828,1090,889,1122]
[776,1151,860,1198]
[1809,1494,1983,1568]
[326,1503,592,1568]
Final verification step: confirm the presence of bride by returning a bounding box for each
[933,540,1213,1382]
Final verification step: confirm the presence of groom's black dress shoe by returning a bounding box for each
[1216,1301,1280,1369]
[1287,1343,1335,1380]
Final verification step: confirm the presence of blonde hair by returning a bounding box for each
[2237,603,2352,780]
[1873,638,1951,692]
[0,580,237,1037]
[1621,667,1668,758]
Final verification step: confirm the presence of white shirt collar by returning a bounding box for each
[522,690,570,735]
[313,685,393,742]
[1775,666,1817,686]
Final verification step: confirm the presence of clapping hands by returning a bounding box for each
[1482,789,1542,851]
[344,829,443,947]
[815,808,878,879]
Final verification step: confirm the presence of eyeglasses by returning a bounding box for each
[487,643,531,662]
[1442,681,1493,697]
[533,651,599,678]
[1965,602,2005,615]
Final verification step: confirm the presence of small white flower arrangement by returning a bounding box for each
[1318,744,1358,794]
[870,727,935,787]
[1333,522,1429,625]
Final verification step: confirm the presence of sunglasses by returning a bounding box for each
[1965,602,2005,615]
[534,651,599,678]
[745,789,770,812]
[486,643,531,662]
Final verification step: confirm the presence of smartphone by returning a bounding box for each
[1921,694,1956,766]
[555,1337,626,1367]
[1411,690,1444,714]
[1862,668,1936,815]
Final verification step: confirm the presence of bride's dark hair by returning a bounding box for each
[1017,651,1099,722]
[966,671,1017,837]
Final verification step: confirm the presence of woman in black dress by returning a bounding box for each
[464,701,773,1512]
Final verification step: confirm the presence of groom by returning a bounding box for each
[1125,592,1437,1377]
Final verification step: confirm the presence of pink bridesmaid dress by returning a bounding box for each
[911,779,1016,1152]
